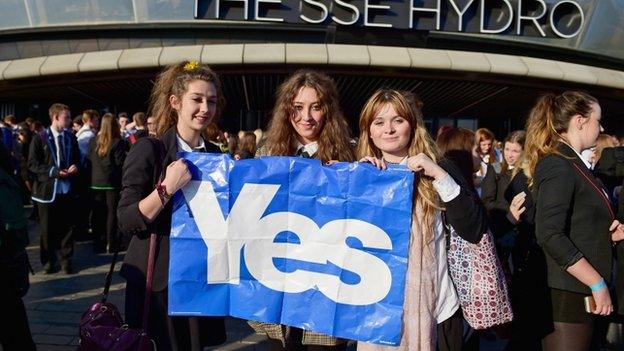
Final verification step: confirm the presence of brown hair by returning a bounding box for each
[262,69,355,162]
[49,103,70,119]
[436,127,476,190]
[524,91,598,185]
[133,112,147,127]
[501,130,526,176]
[203,123,220,142]
[475,128,496,164]
[236,131,257,156]
[82,109,100,124]
[358,89,441,243]
[148,61,225,137]
[96,113,121,157]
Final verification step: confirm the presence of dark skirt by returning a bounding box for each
[550,288,595,324]
[125,281,226,351]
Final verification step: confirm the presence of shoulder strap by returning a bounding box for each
[141,137,166,333]
[569,161,615,221]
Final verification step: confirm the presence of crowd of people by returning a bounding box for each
[1,60,624,351]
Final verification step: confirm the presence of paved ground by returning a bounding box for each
[21,220,273,351]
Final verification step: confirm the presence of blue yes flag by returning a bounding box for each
[168,153,414,345]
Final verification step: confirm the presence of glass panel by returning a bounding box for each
[26,0,134,26]
[0,0,30,29]
[135,0,195,21]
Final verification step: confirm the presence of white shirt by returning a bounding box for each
[294,141,318,157]
[399,158,461,323]
[50,127,70,194]
[176,134,207,153]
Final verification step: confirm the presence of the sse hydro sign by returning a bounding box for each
[196,0,585,38]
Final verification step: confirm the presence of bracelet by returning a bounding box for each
[589,278,606,292]
[156,182,173,205]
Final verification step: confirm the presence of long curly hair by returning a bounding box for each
[357,89,441,243]
[524,91,597,186]
[262,69,355,162]
[148,61,225,137]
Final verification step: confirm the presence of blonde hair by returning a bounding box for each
[96,113,121,157]
[82,109,100,124]
[262,69,355,162]
[595,134,617,163]
[148,61,224,137]
[49,103,70,119]
[357,89,441,243]
[524,91,598,186]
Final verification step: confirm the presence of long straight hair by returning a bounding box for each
[500,130,525,176]
[524,91,597,186]
[96,113,120,157]
[262,69,355,162]
[358,89,441,243]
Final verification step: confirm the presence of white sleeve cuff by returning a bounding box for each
[433,173,461,203]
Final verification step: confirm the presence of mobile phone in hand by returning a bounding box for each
[584,296,596,313]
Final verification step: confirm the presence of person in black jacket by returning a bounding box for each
[87,113,127,253]
[117,61,226,351]
[525,91,624,351]
[28,103,80,274]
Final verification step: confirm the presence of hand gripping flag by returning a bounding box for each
[168,153,414,345]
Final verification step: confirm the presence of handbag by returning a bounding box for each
[446,225,514,329]
[78,234,157,350]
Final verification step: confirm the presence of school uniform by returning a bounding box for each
[534,143,615,324]
[117,128,226,351]
[27,127,80,270]
[87,137,127,252]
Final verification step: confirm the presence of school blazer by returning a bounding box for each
[534,143,615,294]
[27,128,80,203]
[117,128,221,291]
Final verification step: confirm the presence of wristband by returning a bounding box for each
[156,182,173,205]
[589,278,606,292]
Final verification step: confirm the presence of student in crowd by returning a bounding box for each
[117,61,226,350]
[503,153,551,351]
[28,103,80,274]
[72,116,83,134]
[127,111,149,145]
[251,69,355,350]
[525,91,624,351]
[15,126,33,193]
[76,109,100,163]
[481,130,525,252]
[117,112,131,138]
[0,142,36,350]
[75,109,100,241]
[146,115,157,136]
[87,113,127,253]
[233,131,256,160]
[356,91,487,351]
[474,127,499,192]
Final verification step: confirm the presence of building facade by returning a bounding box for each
[1,0,623,136]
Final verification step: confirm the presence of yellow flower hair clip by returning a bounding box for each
[183,61,199,71]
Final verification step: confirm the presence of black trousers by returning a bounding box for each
[37,194,75,265]
[437,309,479,351]
[125,281,227,351]
[91,190,119,252]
